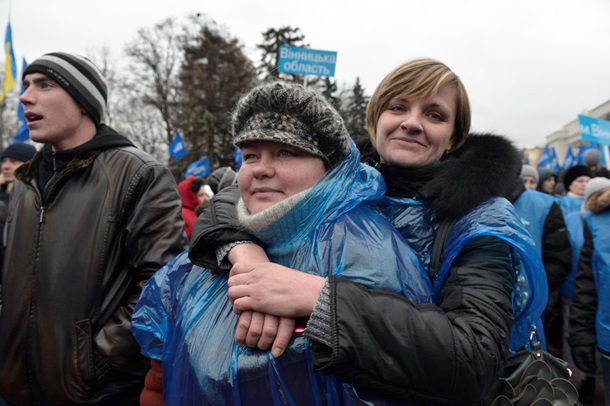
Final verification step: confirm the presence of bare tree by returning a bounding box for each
[124,18,183,146]
[86,47,168,162]
[0,85,21,148]
[177,14,256,171]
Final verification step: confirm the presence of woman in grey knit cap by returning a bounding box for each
[194,59,548,405]
[131,80,433,405]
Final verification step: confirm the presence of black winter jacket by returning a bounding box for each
[0,126,187,405]
[568,223,597,350]
[189,133,523,405]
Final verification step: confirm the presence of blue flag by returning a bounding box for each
[13,57,29,143]
[186,157,211,178]
[169,131,187,161]
[537,145,553,169]
[563,147,576,169]
[234,146,242,169]
[550,147,561,172]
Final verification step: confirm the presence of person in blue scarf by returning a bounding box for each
[131,80,434,405]
[192,59,549,405]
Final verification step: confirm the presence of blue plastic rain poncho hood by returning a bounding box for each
[132,140,433,405]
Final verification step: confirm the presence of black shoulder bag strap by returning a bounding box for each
[429,217,455,281]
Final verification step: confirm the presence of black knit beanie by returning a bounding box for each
[232,80,351,166]
[23,52,107,125]
[0,142,37,162]
[563,165,594,190]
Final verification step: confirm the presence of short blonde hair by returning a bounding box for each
[366,58,471,152]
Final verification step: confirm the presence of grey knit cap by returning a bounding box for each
[232,80,351,166]
[583,149,601,166]
[521,165,539,182]
[23,52,107,125]
[584,177,610,202]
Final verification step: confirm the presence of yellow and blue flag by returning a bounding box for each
[13,57,29,142]
[1,21,17,101]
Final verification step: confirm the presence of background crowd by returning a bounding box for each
[0,51,608,406]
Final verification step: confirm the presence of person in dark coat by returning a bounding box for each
[0,142,37,280]
[0,52,187,405]
[189,59,548,405]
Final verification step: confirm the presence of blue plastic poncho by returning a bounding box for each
[377,196,548,353]
[559,195,584,216]
[585,209,610,353]
[132,141,433,405]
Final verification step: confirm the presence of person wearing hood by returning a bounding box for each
[131,80,434,405]
[537,167,559,195]
[0,52,187,405]
[189,59,548,404]
[207,166,237,195]
[177,175,212,239]
[569,177,610,406]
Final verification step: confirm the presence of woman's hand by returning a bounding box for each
[235,310,296,358]
[226,245,297,357]
[228,262,325,318]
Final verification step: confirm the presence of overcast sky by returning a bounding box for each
[3,0,610,149]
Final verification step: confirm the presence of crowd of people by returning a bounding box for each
[518,160,609,405]
[0,51,607,406]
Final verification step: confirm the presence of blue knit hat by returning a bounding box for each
[0,142,37,162]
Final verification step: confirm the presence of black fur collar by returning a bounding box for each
[365,132,521,219]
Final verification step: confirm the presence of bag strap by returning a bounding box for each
[429,217,456,281]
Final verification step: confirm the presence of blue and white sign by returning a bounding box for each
[278,45,337,77]
[579,114,610,146]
